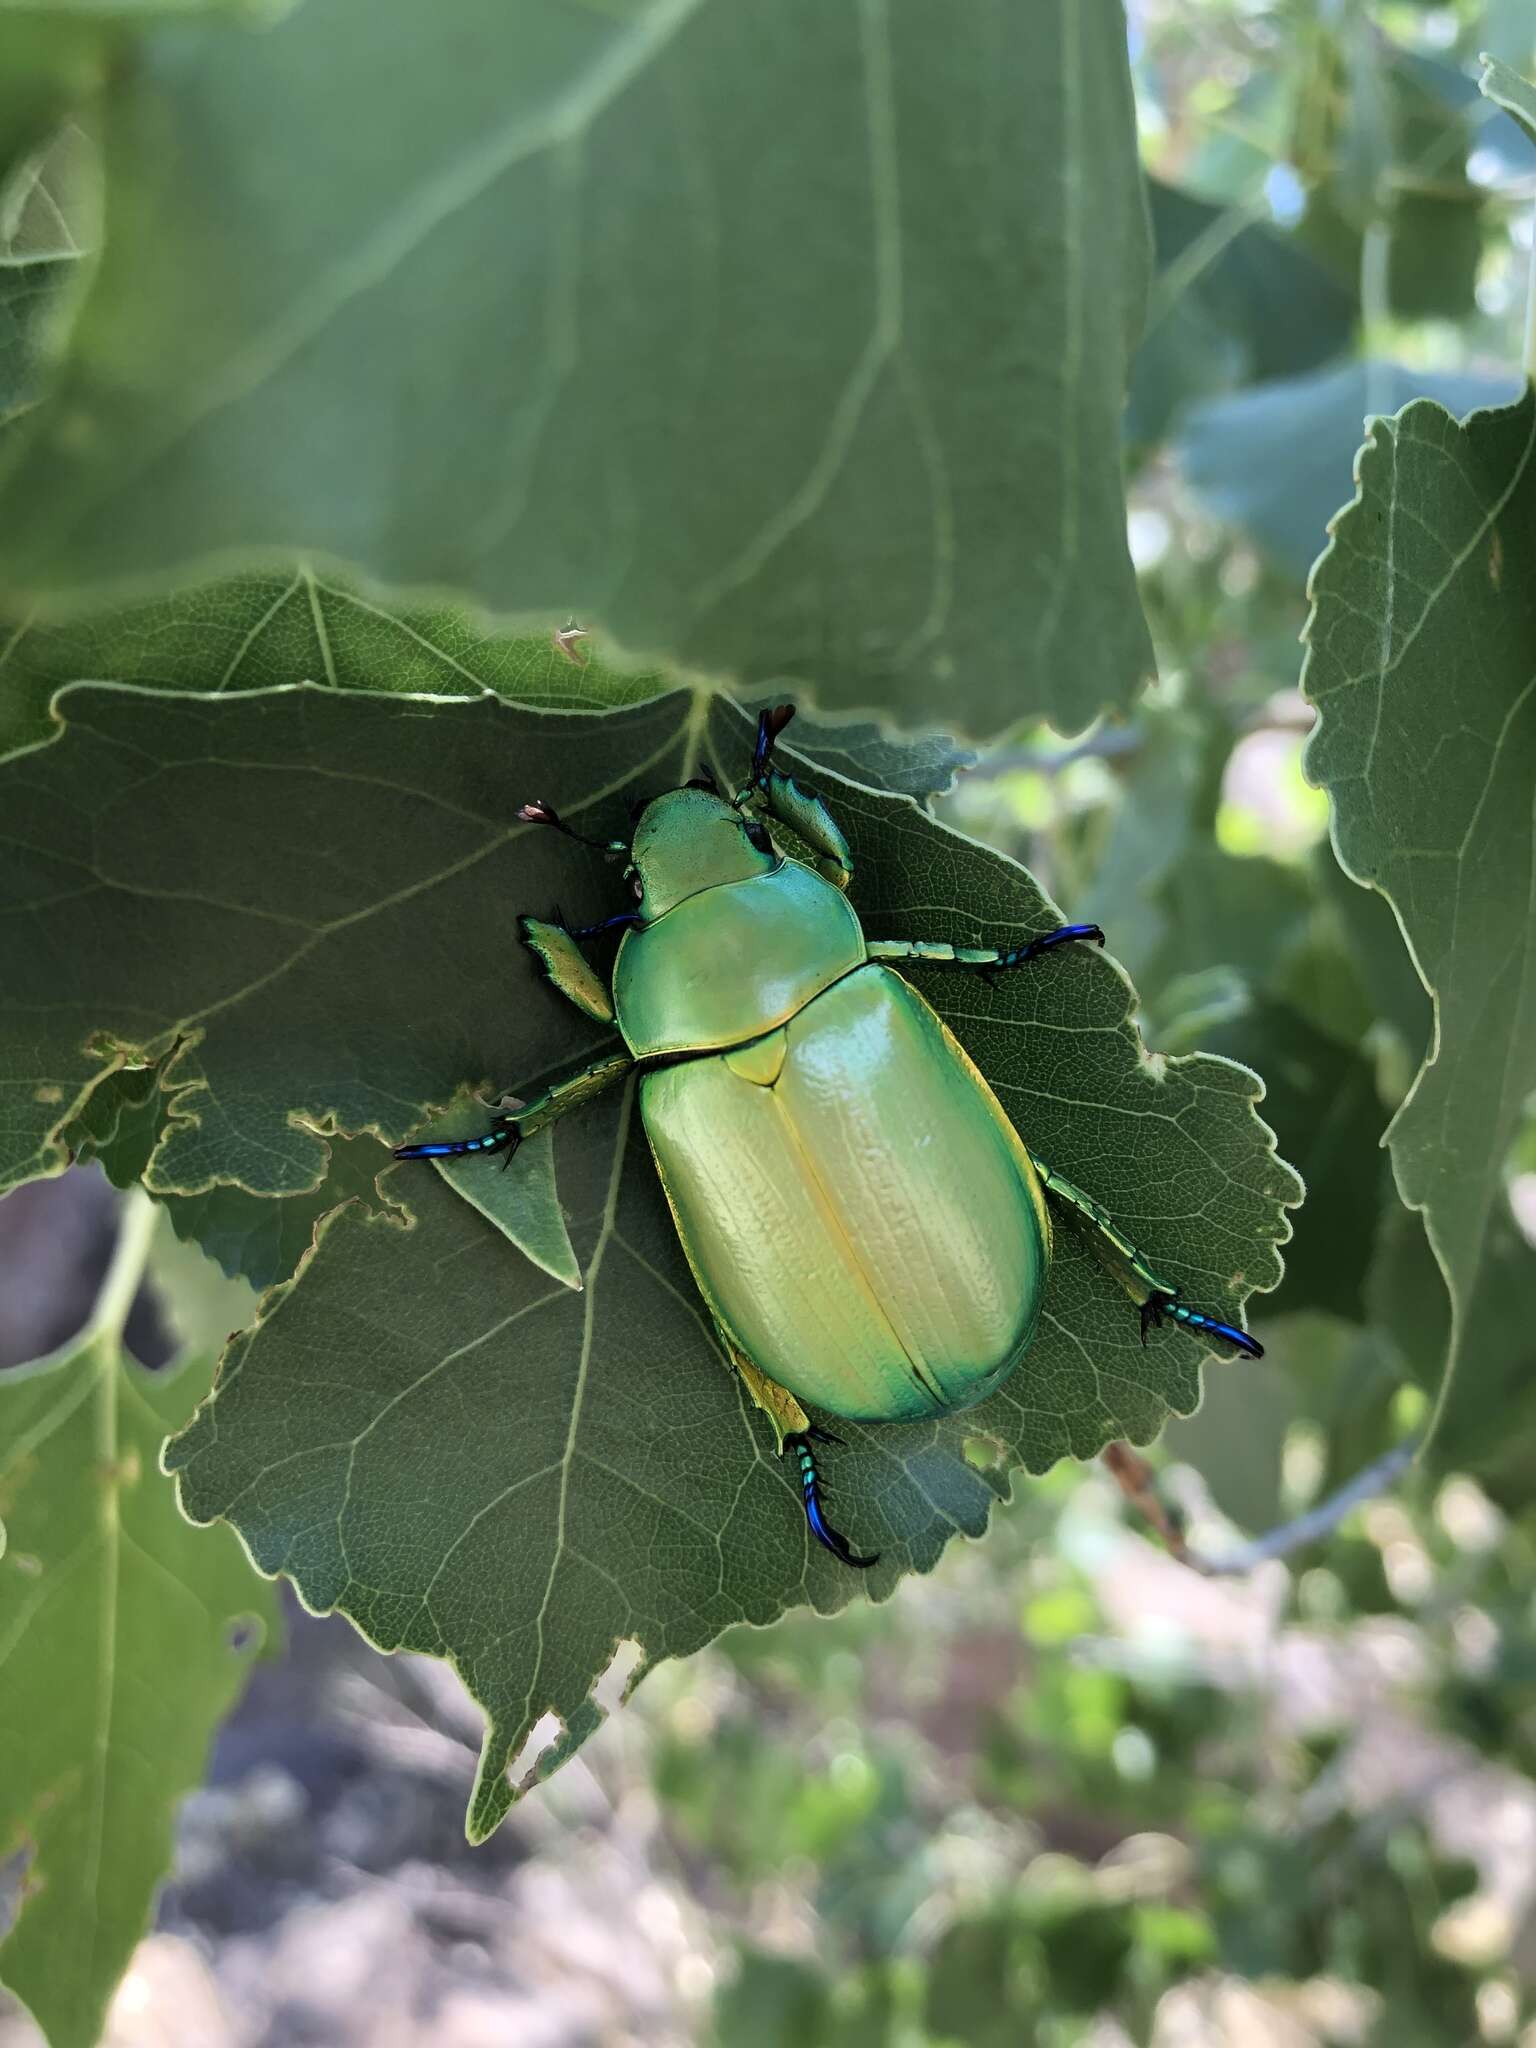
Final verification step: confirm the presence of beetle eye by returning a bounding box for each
[631,874,645,901]
[744,820,773,854]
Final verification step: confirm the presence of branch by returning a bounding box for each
[1102,1434,1422,1576]
[1190,1435,1421,1576]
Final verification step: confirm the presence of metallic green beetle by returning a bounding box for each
[396,707,1261,1569]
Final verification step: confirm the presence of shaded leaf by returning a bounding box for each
[1199,1001,1385,1323]
[161,1133,397,1291]
[59,1058,163,1188]
[1469,51,1536,176]
[1128,842,1397,1322]
[1127,180,1355,450]
[1303,385,1536,1466]
[1292,35,1488,322]
[0,686,686,1195]
[1163,1343,1297,1534]
[137,692,1300,1838]
[1369,1195,1536,1511]
[0,0,1153,741]
[1179,363,1523,580]
[0,1192,276,2048]
[0,117,96,434]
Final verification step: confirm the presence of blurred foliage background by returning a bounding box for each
[4,0,1536,2043]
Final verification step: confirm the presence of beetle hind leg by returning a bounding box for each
[1032,1155,1263,1362]
[718,1332,880,1570]
[1140,1293,1262,1360]
[785,1430,881,1570]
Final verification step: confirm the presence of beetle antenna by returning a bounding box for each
[515,799,627,857]
[735,703,796,805]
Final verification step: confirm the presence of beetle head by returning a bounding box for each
[628,786,776,919]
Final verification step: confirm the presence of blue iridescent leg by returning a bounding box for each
[393,1049,633,1168]
[1031,1155,1263,1362]
[393,1119,521,1164]
[783,1427,880,1570]
[1140,1295,1262,1361]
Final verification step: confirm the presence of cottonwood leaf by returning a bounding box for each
[0,1193,277,2048]
[1479,54,1536,144]
[57,1055,401,1288]
[0,0,1152,741]
[2,581,964,1307]
[159,1142,397,1291]
[1128,178,1355,451]
[0,564,667,761]
[135,694,1300,1838]
[1368,1194,1536,1510]
[1303,385,1536,1465]
[0,566,973,799]
[1180,362,1523,580]
[418,1091,580,1292]
[0,118,94,436]
[0,685,963,1202]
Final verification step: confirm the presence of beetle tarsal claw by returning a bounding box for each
[784,1430,880,1571]
[1139,1294,1171,1345]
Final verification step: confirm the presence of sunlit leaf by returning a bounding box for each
[0,1194,277,2048]
[1304,384,1536,1464]
[0,0,1153,740]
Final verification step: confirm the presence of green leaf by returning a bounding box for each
[0,118,95,436]
[1477,53,1536,150]
[159,1134,397,1291]
[0,1192,277,2048]
[1369,1194,1536,1510]
[1127,843,1391,1322]
[1303,386,1536,1467]
[1198,1000,1386,1323]
[1179,363,1523,581]
[99,691,1303,1841]
[0,682,970,1200]
[1128,180,1355,450]
[59,1058,164,1187]
[418,1091,580,1292]
[0,0,1153,741]
[58,1049,404,1288]
[0,564,666,761]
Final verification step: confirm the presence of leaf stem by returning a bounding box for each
[87,1185,159,1345]
[1360,219,1393,421]
[1191,1434,1420,1576]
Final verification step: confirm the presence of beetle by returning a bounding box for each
[395,706,1261,1570]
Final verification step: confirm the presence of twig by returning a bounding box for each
[1192,1435,1421,1577]
[1104,1434,1421,1576]
[1101,1441,1190,1564]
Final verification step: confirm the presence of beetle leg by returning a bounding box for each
[720,1335,810,1448]
[784,1431,880,1571]
[392,1117,523,1165]
[519,915,618,1024]
[867,924,1104,976]
[1031,1155,1263,1362]
[393,1049,633,1163]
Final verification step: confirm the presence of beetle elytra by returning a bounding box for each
[395,707,1261,1570]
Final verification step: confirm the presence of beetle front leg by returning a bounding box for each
[1029,1155,1263,1361]
[519,915,620,1024]
[393,1048,633,1165]
[867,924,1105,981]
[735,703,855,890]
